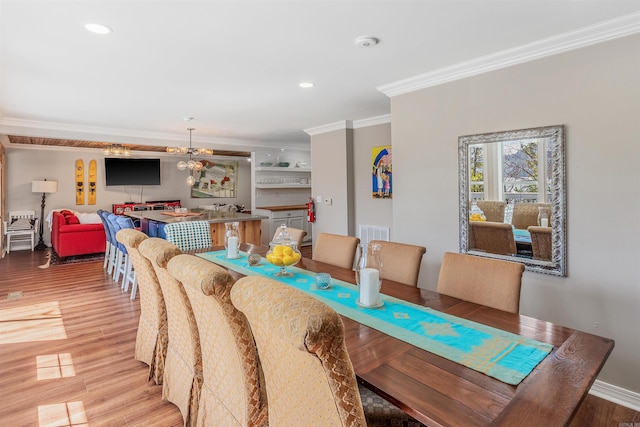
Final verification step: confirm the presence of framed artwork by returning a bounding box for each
[190,160,238,198]
[372,146,392,199]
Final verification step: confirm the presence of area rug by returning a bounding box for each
[360,386,426,426]
[38,248,104,268]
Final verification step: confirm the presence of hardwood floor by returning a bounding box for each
[1,249,637,427]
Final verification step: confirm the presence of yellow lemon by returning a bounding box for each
[292,253,301,262]
[273,245,285,255]
[282,255,295,265]
[283,246,293,256]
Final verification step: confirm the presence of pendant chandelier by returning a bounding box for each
[167,128,213,186]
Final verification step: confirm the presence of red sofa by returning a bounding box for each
[51,210,106,257]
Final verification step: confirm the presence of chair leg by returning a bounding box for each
[114,250,125,282]
[107,245,117,275]
[103,242,111,269]
[122,256,133,291]
[6,235,10,254]
[130,279,138,300]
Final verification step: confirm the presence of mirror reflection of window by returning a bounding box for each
[459,125,566,276]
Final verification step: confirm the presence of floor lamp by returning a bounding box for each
[32,179,58,251]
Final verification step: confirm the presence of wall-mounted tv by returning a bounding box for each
[105,158,161,186]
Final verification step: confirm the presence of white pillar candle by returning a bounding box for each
[227,236,239,258]
[360,268,380,306]
[541,218,549,227]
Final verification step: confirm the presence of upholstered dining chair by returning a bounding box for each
[476,200,507,223]
[312,232,360,269]
[106,213,124,278]
[437,252,525,314]
[116,230,169,386]
[96,210,113,271]
[230,276,367,427]
[272,225,307,249]
[368,240,426,287]
[511,202,552,230]
[115,216,138,292]
[468,221,517,256]
[164,220,212,252]
[167,254,269,427]
[528,225,552,261]
[139,238,201,426]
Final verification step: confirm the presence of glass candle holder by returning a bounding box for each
[314,273,332,290]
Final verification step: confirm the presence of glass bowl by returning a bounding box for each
[265,225,302,277]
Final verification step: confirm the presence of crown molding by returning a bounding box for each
[304,120,353,136]
[353,114,391,129]
[378,11,640,98]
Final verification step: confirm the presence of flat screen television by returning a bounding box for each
[105,158,161,186]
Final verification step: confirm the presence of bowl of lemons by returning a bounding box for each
[266,225,302,277]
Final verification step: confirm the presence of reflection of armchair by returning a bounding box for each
[469,221,517,256]
[512,202,552,230]
[528,226,552,261]
[4,210,38,253]
[476,200,506,223]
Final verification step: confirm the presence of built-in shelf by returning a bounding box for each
[255,184,311,189]
[255,167,311,172]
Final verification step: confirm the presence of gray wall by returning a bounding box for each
[5,148,252,245]
[353,123,393,232]
[312,34,640,395]
[310,129,354,237]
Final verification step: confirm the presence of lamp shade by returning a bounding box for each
[32,180,58,193]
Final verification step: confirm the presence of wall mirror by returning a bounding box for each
[458,125,566,276]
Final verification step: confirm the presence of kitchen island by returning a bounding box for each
[126,209,267,246]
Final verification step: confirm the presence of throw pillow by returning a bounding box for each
[64,214,80,225]
[8,218,34,230]
[76,212,102,224]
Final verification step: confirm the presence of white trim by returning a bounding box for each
[590,380,640,412]
[378,12,640,98]
[353,114,391,129]
[304,120,353,136]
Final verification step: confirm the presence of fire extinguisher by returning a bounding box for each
[307,197,316,222]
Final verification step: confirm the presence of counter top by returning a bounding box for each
[126,209,267,224]
[255,205,307,211]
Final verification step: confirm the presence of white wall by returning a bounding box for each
[391,35,640,394]
[5,148,252,245]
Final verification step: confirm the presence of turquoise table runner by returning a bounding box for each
[198,251,552,385]
[513,228,531,243]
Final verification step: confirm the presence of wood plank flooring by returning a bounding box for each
[0,249,637,427]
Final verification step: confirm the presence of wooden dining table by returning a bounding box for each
[194,244,615,427]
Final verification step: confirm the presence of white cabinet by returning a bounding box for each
[255,208,312,246]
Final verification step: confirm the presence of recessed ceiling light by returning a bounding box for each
[84,23,112,34]
[299,82,314,88]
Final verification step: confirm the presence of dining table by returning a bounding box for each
[192,243,614,427]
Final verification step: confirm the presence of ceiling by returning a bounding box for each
[1,1,639,153]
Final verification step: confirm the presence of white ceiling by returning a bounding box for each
[1,0,639,151]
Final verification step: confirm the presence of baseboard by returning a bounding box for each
[590,380,640,412]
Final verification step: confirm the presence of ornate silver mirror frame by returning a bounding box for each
[458,125,567,276]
